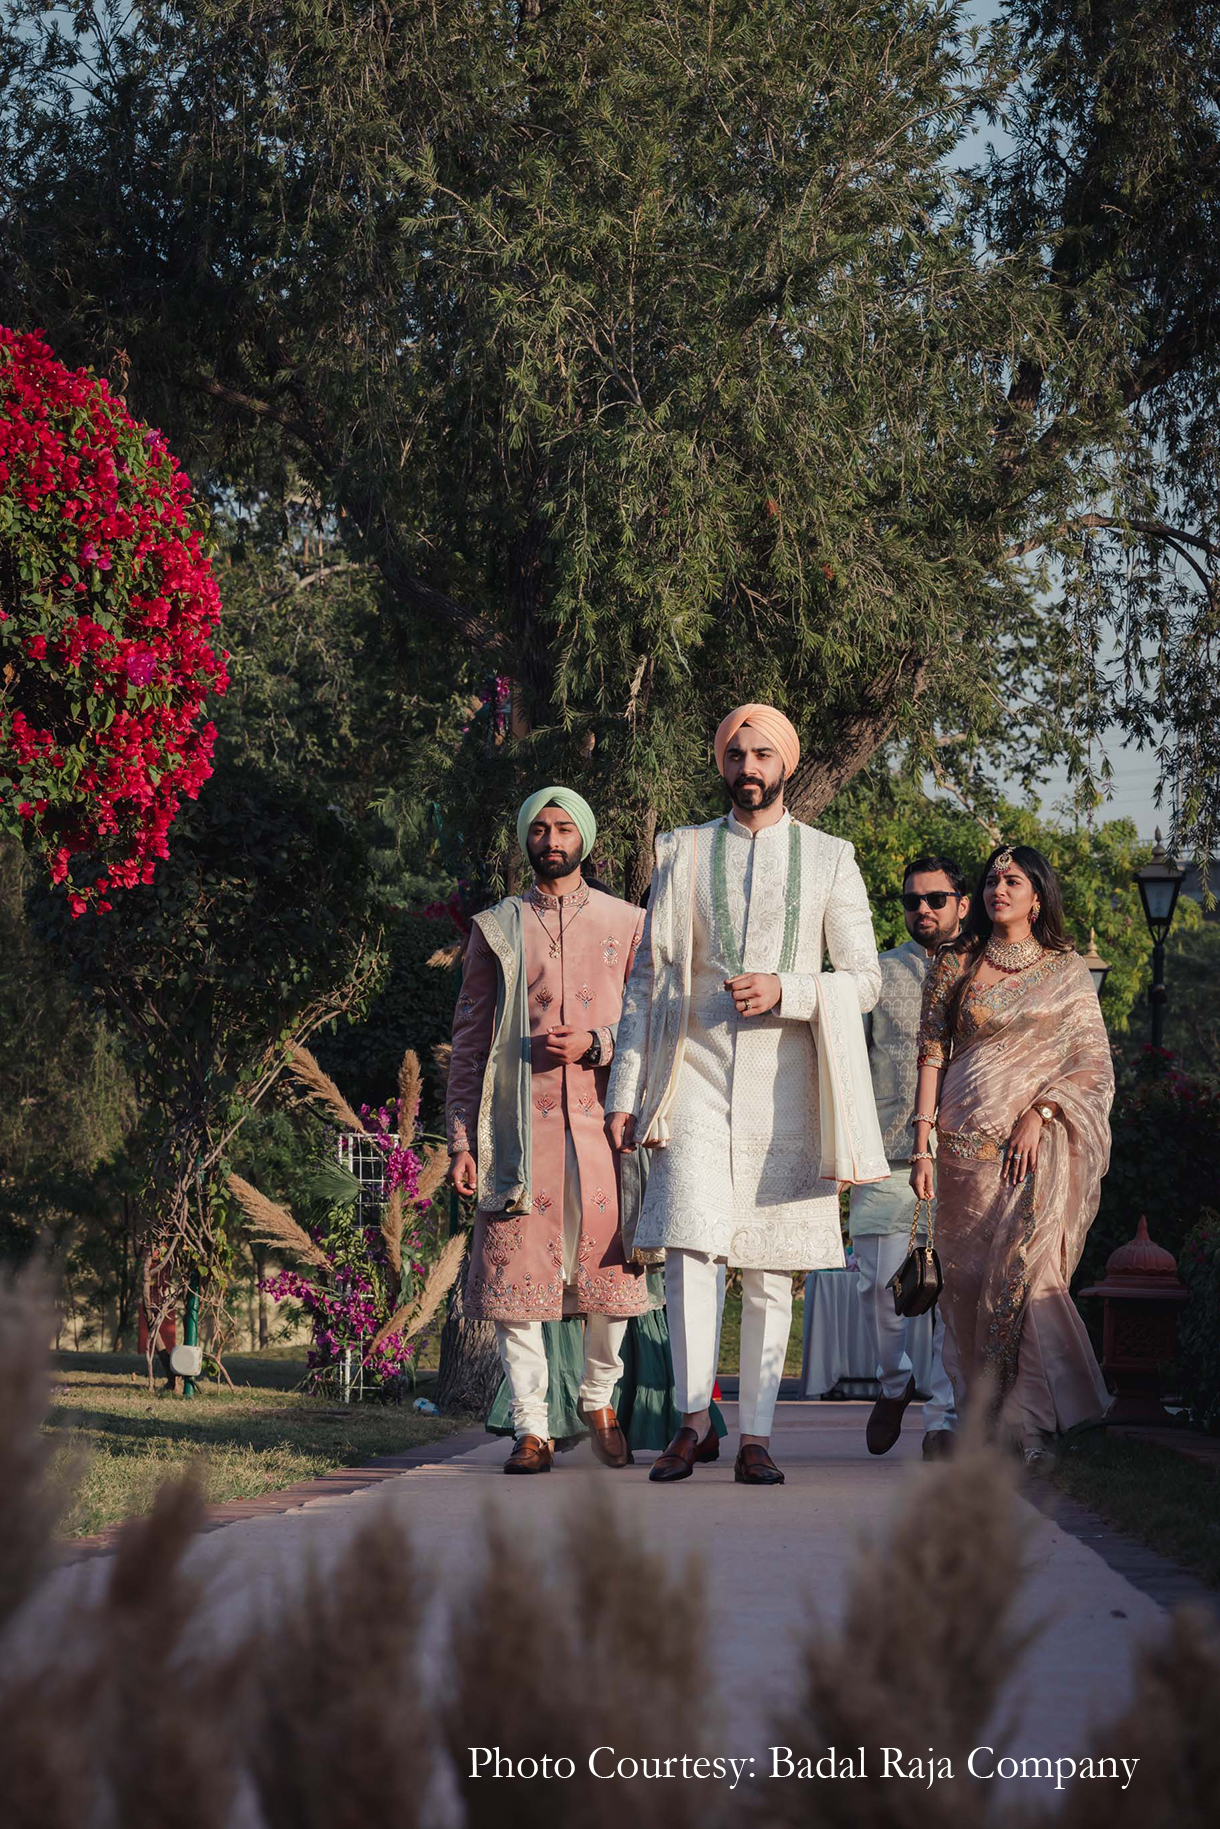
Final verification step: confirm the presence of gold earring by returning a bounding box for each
[1031,902,1040,920]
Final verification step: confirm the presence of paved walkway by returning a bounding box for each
[40,1398,1210,1810]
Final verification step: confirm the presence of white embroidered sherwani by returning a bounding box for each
[607,810,884,1270]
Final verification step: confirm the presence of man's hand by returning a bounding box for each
[542,1024,595,1066]
[606,1111,637,1154]
[448,1150,477,1198]
[726,972,782,1017]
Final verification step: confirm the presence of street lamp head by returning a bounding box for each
[1134,828,1185,945]
[1081,927,1111,996]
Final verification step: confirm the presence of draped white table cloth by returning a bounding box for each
[800,1267,936,1399]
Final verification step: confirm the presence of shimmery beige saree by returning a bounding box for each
[918,949,1114,1446]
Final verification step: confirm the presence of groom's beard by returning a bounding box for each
[528,836,583,881]
[728,768,786,811]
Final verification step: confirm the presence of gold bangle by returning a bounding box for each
[910,1150,934,1163]
[911,1113,937,1127]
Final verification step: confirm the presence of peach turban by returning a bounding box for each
[713,704,801,778]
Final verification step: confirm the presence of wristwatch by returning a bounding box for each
[1034,1104,1054,1123]
[584,1030,603,1066]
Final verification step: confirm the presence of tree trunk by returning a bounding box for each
[787,648,930,824]
[625,806,658,906]
[436,1244,503,1415]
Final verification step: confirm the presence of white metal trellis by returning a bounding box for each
[334,1131,400,1403]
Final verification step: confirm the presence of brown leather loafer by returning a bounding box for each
[578,1403,633,1469]
[649,1425,701,1483]
[734,1443,785,1485]
[503,1434,554,1475]
[693,1424,720,1463]
[866,1375,918,1455]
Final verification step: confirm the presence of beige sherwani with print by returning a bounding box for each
[607,809,884,1433]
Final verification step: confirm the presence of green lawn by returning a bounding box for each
[1047,1428,1220,1589]
[46,1352,464,1537]
[717,1291,805,1378]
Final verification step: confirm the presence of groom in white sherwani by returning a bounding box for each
[606,704,886,1485]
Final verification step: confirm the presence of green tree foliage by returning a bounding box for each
[24,760,383,1362]
[2,1,1216,898]
[211,513,469,906]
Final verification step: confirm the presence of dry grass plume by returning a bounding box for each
[363,1230,467,1364]
[397,1046,423,1136]
[415,1141,449,1206]
[284,1043,367,1134]
[380,1185,404,1278]
[226,1174,332,1274]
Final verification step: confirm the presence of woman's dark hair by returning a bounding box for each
[945,844,1072,1035]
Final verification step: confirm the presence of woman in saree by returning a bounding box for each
[909,844,1114,1461]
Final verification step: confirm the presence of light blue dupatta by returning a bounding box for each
[471,898,533,1216]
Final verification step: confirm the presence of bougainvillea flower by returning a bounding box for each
[0,328,227,912]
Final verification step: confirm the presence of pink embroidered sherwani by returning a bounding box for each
[447,881,652,1323]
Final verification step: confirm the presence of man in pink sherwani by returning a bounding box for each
[447,787,652,1474]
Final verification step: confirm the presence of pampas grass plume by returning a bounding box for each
[285,1044,367,1135]
[226,1174,332,1274]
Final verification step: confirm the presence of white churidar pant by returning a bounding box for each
[493,1128,629,1440]
[667,1248,791,1437]
[493,1315,629,1442]
[852,1232,956,1434]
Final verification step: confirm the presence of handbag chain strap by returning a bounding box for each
[906,1195,934,1253]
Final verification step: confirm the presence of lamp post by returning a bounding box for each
[1080,927,1111,997]
[1134,829,1185,1048]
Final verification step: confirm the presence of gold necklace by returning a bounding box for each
[985,932,1043,974]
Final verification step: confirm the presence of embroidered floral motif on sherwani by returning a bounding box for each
[608,811,882,1271]
[447,884,650,1322]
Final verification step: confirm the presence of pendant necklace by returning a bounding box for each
[984,932,1043,974]
[529,885,587,960]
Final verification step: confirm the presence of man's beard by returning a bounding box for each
[528,838,583,880]
[728,768,786,811]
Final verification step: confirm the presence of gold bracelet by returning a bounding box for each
[911,1112,937,1127]
[910,1150,934,1163]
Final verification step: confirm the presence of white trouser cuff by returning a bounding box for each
[578,1314,628,1411]
[738,1269,793,1436]
[665,1249,722,1414]
[494,1320,550,1440]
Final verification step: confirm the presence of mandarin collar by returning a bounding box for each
[526,879,590,912]
[726,808,792,841]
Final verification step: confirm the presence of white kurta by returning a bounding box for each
[616,811,881,1270]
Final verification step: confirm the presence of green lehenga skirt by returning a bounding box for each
[486,1283,727,1452]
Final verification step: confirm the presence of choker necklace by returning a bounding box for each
[985,933,1043,974]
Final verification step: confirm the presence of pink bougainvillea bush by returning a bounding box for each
[0,327,228,914]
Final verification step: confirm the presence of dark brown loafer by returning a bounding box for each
[734,1443,785,1485]
[649,1426,701,1483]
[693,1425,720,1464]
[503,1434,554,1475]
[578,1403,633,1469]
[922,1430,955,1462]
[866,1375,918,1455]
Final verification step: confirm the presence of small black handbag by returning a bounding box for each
[888,1196,943,1318]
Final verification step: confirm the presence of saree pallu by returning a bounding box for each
[919,949,1114,1445]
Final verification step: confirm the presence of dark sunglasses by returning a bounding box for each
[901,890,955,912]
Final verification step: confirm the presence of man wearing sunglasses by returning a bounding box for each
[851,855,967,1461]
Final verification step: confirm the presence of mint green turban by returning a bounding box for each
[516,787,598,860]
